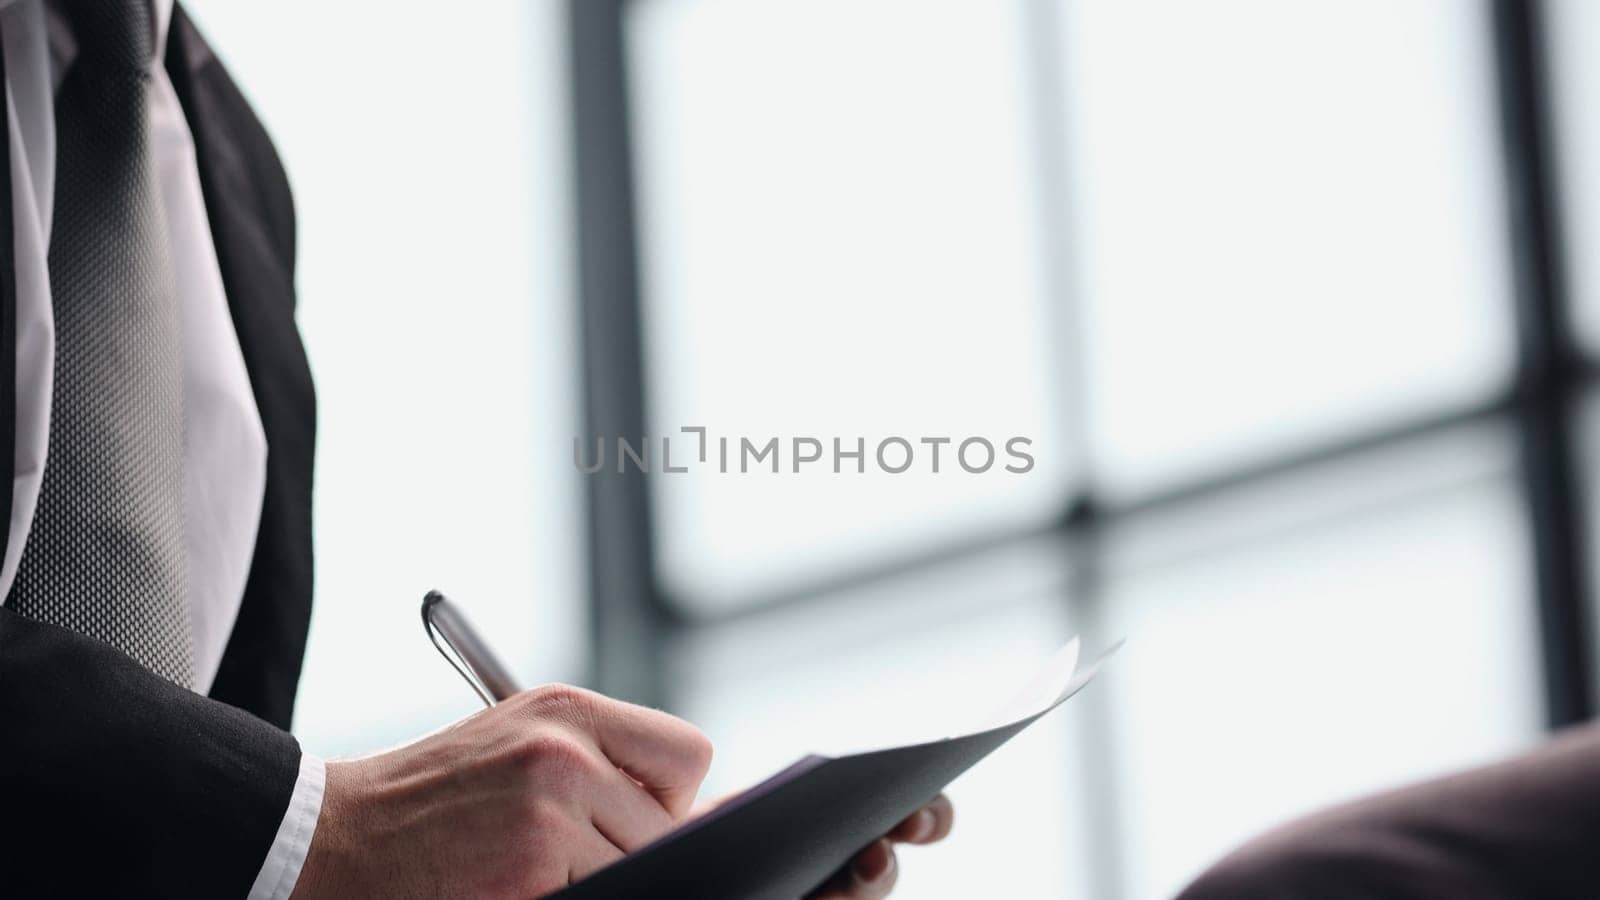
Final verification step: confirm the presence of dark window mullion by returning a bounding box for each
[1490,0,1595,728]
[569,0,671,708]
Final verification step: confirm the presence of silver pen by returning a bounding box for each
[421,590,523,706]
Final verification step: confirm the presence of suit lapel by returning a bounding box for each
[164,4,316,726]
[163,7,298,314]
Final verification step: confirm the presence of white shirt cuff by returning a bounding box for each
[247,751,326,900]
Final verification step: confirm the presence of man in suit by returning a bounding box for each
[0,2,950,896]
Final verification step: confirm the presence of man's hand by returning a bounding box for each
[289,684,713,899]
[808,794,955,899]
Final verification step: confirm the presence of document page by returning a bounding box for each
[552,638,1117,900]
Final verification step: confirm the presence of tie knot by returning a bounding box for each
[59,0,155,72]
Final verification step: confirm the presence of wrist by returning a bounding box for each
[289,760,361,899]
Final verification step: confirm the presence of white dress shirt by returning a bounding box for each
[0,2,322,896]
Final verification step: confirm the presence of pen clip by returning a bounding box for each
[422,591,497,708]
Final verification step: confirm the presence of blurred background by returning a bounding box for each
[178,0,1600,897]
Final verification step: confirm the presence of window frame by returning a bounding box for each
[565,0,1596,731]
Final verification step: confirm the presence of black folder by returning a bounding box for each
[552,642,1112,900]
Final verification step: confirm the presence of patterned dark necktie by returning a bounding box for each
[7,0,193,687]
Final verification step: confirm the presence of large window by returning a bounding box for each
[576,1,1592,898]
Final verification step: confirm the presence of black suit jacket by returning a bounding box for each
[0,8,316,896]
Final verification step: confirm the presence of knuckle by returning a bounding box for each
[527,682,589,715]
[520,796,567,835]
[683,727,715,774]
[513,731,591,779]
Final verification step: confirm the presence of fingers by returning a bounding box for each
[806,796,953,899]
[586,760,678,851]
[523,806,625,898]
[886,794,954,845]
[585,693,714,818]
[519,684,714,819]
[689,791,731,820]
[809,839,899,900]
[564,823,626,887]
